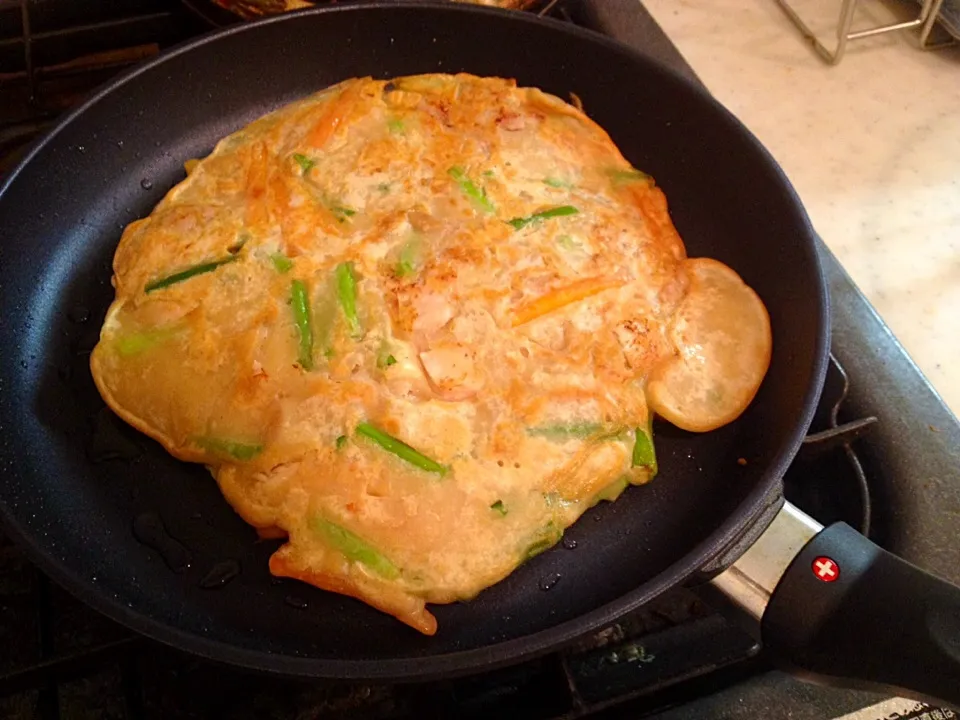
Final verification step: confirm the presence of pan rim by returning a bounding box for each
[0,1,831,680]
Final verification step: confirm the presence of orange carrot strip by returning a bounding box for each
[305,79,364,149]
[511,277,620,327]
[243,142,270,229]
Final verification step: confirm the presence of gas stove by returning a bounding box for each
[1,1,958,718]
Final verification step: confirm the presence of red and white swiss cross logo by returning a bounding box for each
[812,556,840,582]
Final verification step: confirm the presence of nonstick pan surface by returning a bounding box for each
[0,4,828,678]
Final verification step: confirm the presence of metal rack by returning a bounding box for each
[775,0,957,65]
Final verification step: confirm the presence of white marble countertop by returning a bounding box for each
[642,0,960,416]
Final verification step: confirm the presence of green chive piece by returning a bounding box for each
[290,279,314,370]
[116,334,159,356]
[524,539,554,560]
[543,177,572,189]
[334,262,362,338]
[335,435,347,450]
[522,523,561,561]
[556,234,580,251]
[395,240,420,277]
[356,422,448,475]
[490,500,508,517]
[193,436,263,461]
[527,422,629,441]
[590,476,630,507]
[115,326,181,356]
[270,253,293,273]
[448,166,495,213]
[632,421,657,476]
[312,285,338,360]
[528,422,602,440]
[144,256,238,293]
[377,353,397,369]
[311,518,400,579]
[387,117,405,134]
[377,182,392,194]
[292,153,315,174]
[332,205,357,222]
[376,344,397,369]
[507,205,579,231]
[607,168,653,186]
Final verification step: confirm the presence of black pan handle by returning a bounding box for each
[763,521,960,707]
[709,502,960,707]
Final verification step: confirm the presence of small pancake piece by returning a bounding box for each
[647,258,772,432]
[91,74,771,634]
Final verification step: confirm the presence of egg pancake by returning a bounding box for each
[90,74,771,635]
[210,0,537,21]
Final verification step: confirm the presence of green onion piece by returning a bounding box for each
[292,153,315,174]
[144,256,238,293]
[607,168,653,186]
[543,177,573,188]
[311,518,400,579]
[527,422,625,441]
[270,253,293,273]
[632,421,657,476]
[290,279,314,370]
[377,352,397,369]
[335,435,347,450]
[193,436,263,461]
[528,422,602,439]
[482,170,495,178]
[376,182,392,194]
[395,240,420,277]
[522,523,561,561]
[448,166,495,213]
[312,285,338,360]
[115,326,181,356]
[387,117,405,134]
[376,344,397,369]
[524,539,554,560]
[332,205,357,222]
[490,500,508,517]
[334,262,362,338]
[556,234,580,251]
[356,422,448,475]
[116,334,159,356]
[590,476,630,507]
[507,205,579,231]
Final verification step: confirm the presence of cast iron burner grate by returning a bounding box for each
[0,2,921,718]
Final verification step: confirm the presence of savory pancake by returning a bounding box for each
[90,74,771,635]
[211,0,537,21]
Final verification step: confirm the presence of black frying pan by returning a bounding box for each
[0,2,957,705]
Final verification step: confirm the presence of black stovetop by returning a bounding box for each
[1,1,958,718]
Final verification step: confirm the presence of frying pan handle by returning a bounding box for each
[710,502,960,707]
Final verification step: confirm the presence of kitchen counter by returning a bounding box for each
[642,0,960,416]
